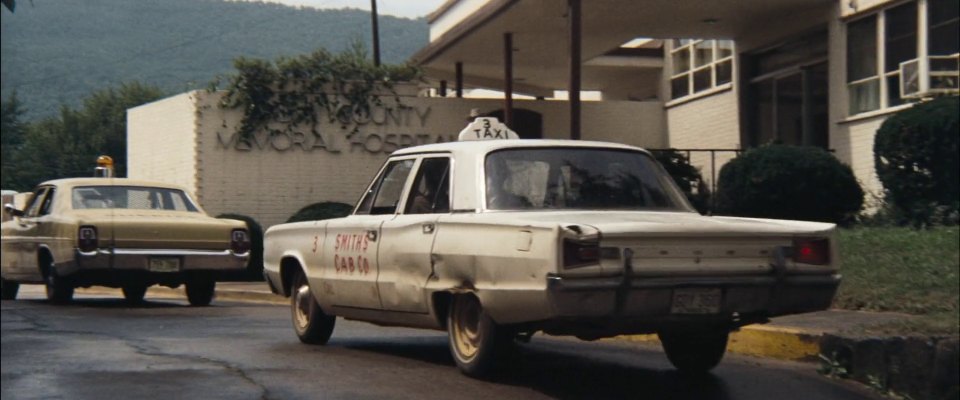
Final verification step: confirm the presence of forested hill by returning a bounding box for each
[0,0,428,120]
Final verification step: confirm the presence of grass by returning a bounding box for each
[833,226,959,336]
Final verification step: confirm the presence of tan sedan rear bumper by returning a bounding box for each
[66,248,249,275]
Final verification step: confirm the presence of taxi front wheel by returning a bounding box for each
[291,271,335,344]
[448,294,511,377]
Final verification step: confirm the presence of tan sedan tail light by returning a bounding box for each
[231,229,251,254]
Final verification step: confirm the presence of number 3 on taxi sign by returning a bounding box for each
[457,117,519,141]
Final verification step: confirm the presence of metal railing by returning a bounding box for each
[648,147,835,213]
[647,148,743,203]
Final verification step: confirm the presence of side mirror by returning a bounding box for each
[4,203,24,218]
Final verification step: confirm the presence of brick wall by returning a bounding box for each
[832,117,886,206]
[665,90,741,187]
[126,93,198,190]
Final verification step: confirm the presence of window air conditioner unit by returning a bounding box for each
[900,54,960,99]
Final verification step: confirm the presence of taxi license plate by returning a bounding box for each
[148,257,180,273]
[670,288,722,314]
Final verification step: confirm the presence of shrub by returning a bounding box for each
[651,149,711,214]
[715,145,864,224]
[874,96,959,227]
[216,213,264,282]
[287,201,353,223]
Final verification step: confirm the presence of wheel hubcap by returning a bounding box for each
[293,283,312,331]
[452,297,482,361]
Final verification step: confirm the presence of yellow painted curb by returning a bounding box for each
[617,325,821,362]
[728,326,820,361]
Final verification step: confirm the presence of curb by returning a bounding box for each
[73,284,286,305]
[148,285,286,305]
[820,334,959,400]
[619,323,958,400]
[619,324,822,362]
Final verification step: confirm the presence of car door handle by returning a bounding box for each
[366,230,378,242]
[422,223,435,234]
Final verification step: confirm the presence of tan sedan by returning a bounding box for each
[1,178,250,305]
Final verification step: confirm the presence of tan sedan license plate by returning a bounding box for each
[148,257,181,273]
[670,288,722,314]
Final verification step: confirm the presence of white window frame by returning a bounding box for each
[846,0,960,116]
[669,39,735,100]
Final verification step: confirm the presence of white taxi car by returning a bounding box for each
[263,118,839,376]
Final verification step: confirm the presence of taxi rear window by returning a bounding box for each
[484,148,694,212]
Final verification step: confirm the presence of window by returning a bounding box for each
[405,158,450,214]
[885,2,917,107]
[670,39,735,100]
[355,159,414,215]
[745,31,829,148]
[484,148,693,211]
[23,187,50,218]
[71,186,199,212]
[846,0,959,115]
[929,0,960,56]
[847,15,879,113]
[38,188,55,216]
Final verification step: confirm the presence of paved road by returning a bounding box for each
[2,288,882,400]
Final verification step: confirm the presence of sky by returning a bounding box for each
[260,0,445,19]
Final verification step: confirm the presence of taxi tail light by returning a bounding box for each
[231,229,251,254]
[563,239,600,269]
[793,238,830,265]
[78,226,98,253]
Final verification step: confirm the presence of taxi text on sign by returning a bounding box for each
[458,117,519,141]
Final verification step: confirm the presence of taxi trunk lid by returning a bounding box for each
[514,211,836,277]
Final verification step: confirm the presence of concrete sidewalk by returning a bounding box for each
[77,281,959,399]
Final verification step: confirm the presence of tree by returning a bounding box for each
[874,96,959,226]
[6,82,164,190]
[715,145,864,224]
[1,92,26,189]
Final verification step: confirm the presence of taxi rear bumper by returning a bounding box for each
[546,273,839,317]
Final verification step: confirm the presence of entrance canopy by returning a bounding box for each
[411,0,832,98]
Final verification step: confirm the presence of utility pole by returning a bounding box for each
[371,0,381,66]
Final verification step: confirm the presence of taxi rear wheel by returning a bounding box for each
[658,329,729,374]
[44,269,74,304]
[291,271,335,344]
[122,284,148,304]
[185,279,215,306]
[447,294,509,377]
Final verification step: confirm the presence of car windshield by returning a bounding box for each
[71,185,199,212]
[485,148,694,212]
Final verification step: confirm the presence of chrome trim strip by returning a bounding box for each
[80,249,249,257]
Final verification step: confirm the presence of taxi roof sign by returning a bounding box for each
[458,117,519,141]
